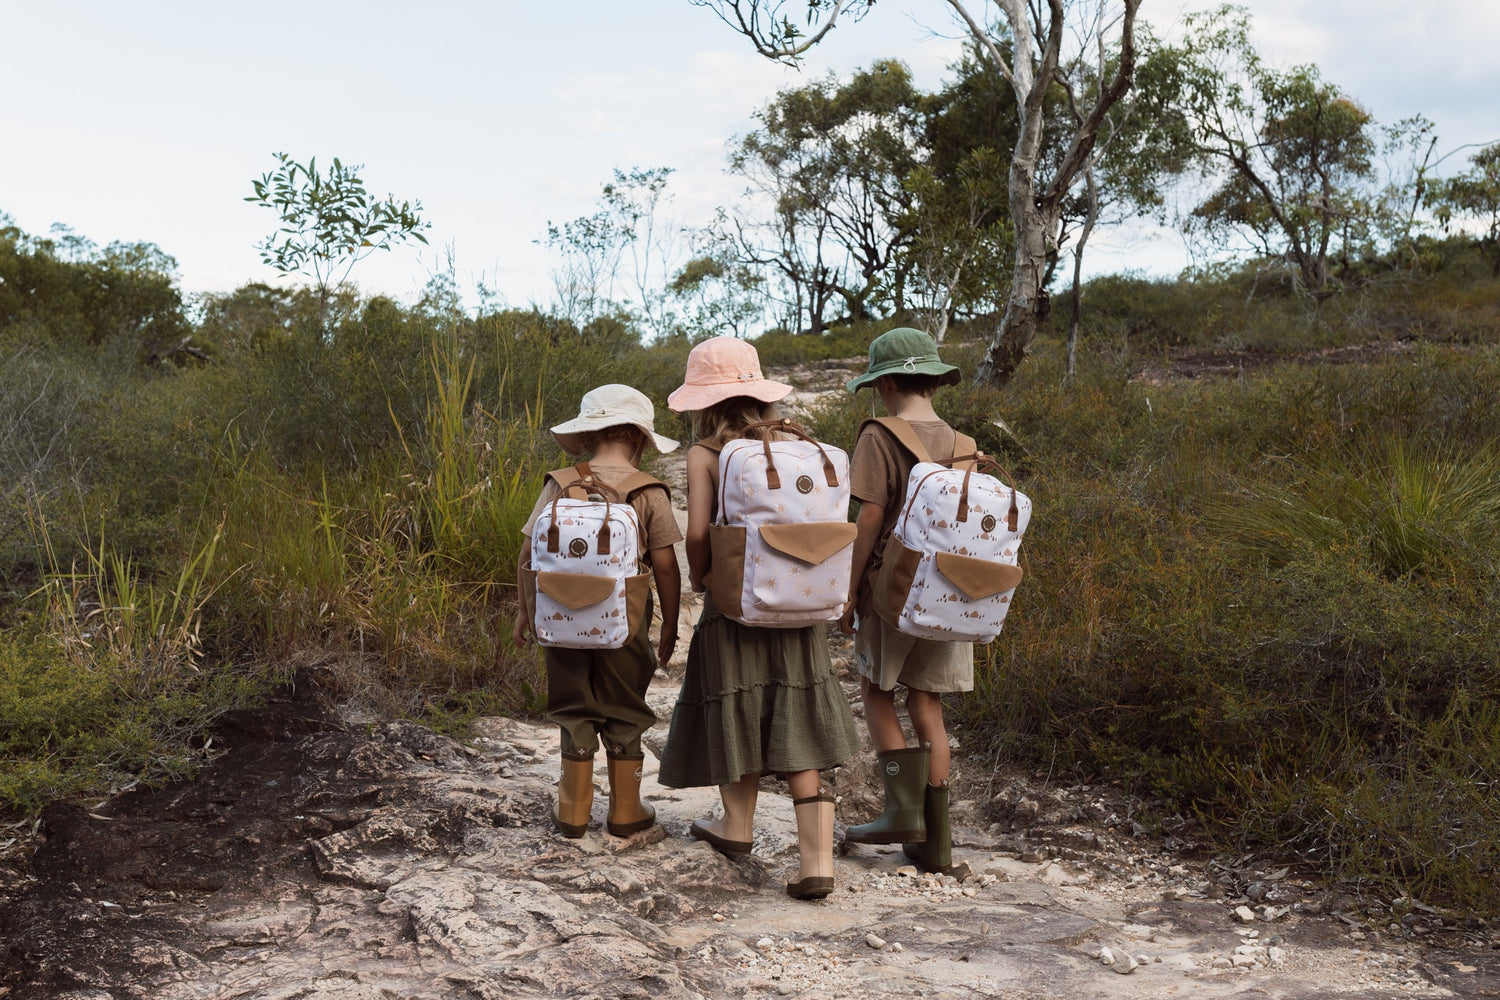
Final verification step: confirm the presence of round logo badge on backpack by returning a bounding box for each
[796,474,814,494]
[568,538,589,557]
[981,514,997,534]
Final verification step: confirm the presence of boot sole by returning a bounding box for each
[786,876,834,900]
[844,828,925,845]
[690,820,752,855]
[553,816,588,838]
[607,815,657,837]
[902,842,953,872]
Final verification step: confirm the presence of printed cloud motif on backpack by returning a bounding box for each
[523,473,656,650]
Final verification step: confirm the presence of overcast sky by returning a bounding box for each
[3,1,1497,309]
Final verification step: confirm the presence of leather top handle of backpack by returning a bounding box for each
[901,455,1021,533]
[738,418,840,491]
[956,456,1021,532]
[547,479,624,556]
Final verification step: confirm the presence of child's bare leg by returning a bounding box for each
[860,676,907,751]
[906,688,949,784]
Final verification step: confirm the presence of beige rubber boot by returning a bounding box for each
[553,752,595,838]
[689,775,759,855]
[786,794,836,900]
[605,752,657,836]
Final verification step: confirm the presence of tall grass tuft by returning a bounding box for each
[1211,437,1500,579]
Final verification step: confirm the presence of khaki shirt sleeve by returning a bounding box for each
[633,484,683,550]
[850,426,901,508]
[521,479,562,538]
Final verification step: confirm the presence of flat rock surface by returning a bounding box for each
[3,674,1499,1000]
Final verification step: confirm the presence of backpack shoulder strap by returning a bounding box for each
[544,464,587,490]
[615,471,670,502]
[860,416,932,464]
[952,432,980,471]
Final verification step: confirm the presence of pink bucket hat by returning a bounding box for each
[667,336,792,413]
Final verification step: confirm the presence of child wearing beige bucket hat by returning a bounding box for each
[657,337,860,901]
[514,384,682,840]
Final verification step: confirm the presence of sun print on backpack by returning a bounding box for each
[707,418,858,627]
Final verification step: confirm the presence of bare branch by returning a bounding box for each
[945,0,1017,88]
[691,0,864,63]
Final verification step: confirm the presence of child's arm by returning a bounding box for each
[511,539,533,647]
[839,498,886,634]
[649,546,681,666]
[684,445,715,592]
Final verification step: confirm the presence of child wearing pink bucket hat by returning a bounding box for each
[514,384,682,840]
[657,337,860,901]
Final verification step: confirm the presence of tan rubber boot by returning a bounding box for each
[786,794,836,900]
[605,752,657,837]
[690,775,759,855]
[553,751,595,838]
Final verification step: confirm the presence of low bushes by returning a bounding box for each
[4,261,1499,913]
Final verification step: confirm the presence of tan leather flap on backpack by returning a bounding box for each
[536,571,617,610]
[757,522,857,565]
[933,552,1022,600]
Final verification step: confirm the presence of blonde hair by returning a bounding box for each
[690,396,785,450]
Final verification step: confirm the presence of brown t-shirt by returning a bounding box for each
[522,463,682,569]
[849,419,961,610]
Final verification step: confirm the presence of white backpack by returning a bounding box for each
[523,466,660,649]
[868,420,1031,643]
[707,419,857,628]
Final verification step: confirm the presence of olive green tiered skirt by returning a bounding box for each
[658,594,860,788]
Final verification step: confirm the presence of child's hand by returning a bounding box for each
[657,622,678,666]
[511,615,532,648]
[837,603,857,636]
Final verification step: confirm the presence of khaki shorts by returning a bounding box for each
[853,609,974,693]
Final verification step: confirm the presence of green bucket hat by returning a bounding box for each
[846,327,962,393]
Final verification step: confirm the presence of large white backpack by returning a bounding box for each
[522,465,661,649]
[868,420,1031,643]
[707,419,857,628]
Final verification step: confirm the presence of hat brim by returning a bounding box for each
[550,417,679,456]
[846,362,962,393]
[667,378,792,413]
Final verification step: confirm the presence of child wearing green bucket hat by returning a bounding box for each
[839,327,974,874]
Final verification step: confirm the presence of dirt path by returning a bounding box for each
[3,652,1497,999]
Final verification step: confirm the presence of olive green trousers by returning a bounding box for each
[545,595,657,758]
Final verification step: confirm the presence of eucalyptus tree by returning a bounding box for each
[694,0,1141,387]
[1149,6,1377,300]
[1435,143,1500,276]
[721,60,926,333]
[247,153,429,336]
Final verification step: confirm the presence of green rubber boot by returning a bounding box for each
[844,748,929,844]
[902,782,952,872]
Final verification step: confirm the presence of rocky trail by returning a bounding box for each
[3,665,1498,1000]
[4,354,1500,998]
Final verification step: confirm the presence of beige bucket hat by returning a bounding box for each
[550,384,679,455]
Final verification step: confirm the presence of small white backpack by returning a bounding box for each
[707,419,857,627]
[523,466,661,649]
[868,421,1031,643]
